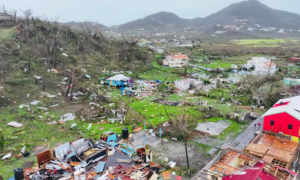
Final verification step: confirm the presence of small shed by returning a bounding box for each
[107,74,130,86]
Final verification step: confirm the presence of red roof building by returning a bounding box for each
[263,96,300,138]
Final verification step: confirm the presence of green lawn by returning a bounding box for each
[205,60,233,69]
[232,39,298,47]
[191,55,260,69]
[168,93,245,115]
[140,61,184,81]
[0,28,16,40]
[123,96,200,126]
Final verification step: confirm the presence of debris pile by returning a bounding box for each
[12,129,182,180]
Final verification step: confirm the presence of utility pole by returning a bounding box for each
[143,122,145,147]
[267,59,273,76]
[185,139,190,177]
[267,81,274,109]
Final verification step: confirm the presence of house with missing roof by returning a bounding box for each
[174,79,203,91]
[243,133,299,170]
[193,132,298,180]
[107,74,130,87]
[263,96,300,141]
[242,57,276,76]
[163,53,189,68]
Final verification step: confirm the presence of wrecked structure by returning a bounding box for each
[175,79,203,91]
[243,133,299,170]
[195,148,297,180]
[193,132,299,180]
[12,129,181,180]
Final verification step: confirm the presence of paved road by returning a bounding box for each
[222,116,264,151]
[190,64,212,71]
[190,64,225,71]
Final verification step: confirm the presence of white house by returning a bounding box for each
[242,57,276,76]
[163,53,189,68]
[278,29,285,33]
[155,49,164,54]
[175,79,203,91]
[247,27,254,32]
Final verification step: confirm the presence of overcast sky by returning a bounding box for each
[2,0,300,26]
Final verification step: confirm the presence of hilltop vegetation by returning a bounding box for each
[115,0,300,33]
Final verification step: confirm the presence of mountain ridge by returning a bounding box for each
[114,0,300,32]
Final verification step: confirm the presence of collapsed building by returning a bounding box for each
[174,79,203,91]
[12,129,180,180]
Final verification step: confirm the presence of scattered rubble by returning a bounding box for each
[60,113,76,122]
[2,153,12,160]
[11,129,181,180]
[7,121,23,128]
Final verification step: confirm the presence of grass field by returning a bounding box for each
[123,95,200,126]
[140,61,184,81]
[0,28,16,40]
[192,54,263,69]
[205,60,233,69]
[232,39,298,47]
[123,94,246,141]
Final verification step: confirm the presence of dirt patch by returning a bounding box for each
[152,141,212,175]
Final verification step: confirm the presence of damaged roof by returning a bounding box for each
[244,134,298,169]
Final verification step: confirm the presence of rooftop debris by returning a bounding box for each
[2,153,12,160]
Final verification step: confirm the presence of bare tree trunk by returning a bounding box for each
[54,58,57,68]
[70,84,74,101]
[267,82,274,109]
[66,79,72,97]
[267,59,273,76]
[28,56,31,72]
